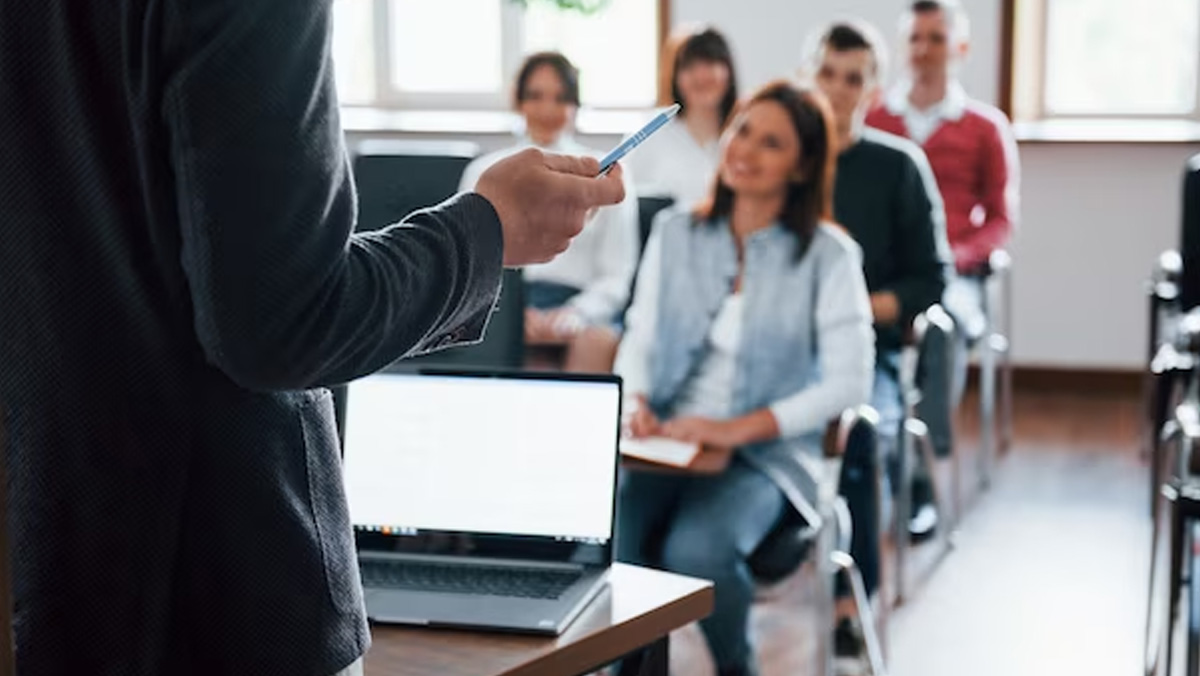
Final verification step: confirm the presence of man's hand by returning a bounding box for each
[869,291,900,325]
[475,149,626,267]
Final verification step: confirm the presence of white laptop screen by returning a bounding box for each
[342,371,621,545]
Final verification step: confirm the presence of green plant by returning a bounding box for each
[507,0,612,15]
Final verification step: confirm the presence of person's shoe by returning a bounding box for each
[908,502,939,543]
[834,617,869,676]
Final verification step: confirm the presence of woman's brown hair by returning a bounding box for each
[658,25,739,128]
[513,51,580,109]
[700,80,837,260]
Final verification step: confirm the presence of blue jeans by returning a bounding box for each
[616,457,784,674]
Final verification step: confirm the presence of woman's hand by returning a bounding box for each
[660,416,743,449]
[624,394,661,439]
[525,308,585,345]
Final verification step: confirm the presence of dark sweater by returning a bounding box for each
[0,2,502,673]
[834,128,952,355]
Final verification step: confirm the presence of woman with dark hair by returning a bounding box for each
[613,81,874,676]
[627,25,739,209]
[459,52,638,372]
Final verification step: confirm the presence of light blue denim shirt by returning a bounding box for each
[615,208,874,516]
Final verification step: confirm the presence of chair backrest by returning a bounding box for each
[636,196,675,255]
[746,407,880,585]
[351,139,481,232]
[1179,154,1200,311]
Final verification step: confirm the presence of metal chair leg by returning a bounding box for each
[892,412,913,607]
[998,258,1015,455]
[979,328,997,491]
[908,418,954,538]
[832,551,888,676]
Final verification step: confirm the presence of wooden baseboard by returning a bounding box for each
[965,365,1141,397]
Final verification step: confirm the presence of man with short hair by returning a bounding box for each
[868,0,1021,453]
[0,3,625,674]
[807,19,954,674]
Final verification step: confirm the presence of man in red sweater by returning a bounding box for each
[867,0,1020,455]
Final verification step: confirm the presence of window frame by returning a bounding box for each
[1006,0,1200,123]
[345,0,667,113]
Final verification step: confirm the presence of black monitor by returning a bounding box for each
[1181,153,1200,310]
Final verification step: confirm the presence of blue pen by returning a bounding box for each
[597,103,682,177]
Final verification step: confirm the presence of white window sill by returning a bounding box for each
[1013,118,1200,144]
[340,106,657,137]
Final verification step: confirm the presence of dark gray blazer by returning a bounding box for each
[0,1,503,674]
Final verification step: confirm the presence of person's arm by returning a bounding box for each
[879,149,951,328]
[612,217,664,403]
[765,250,875,440]
[161,0,503,391]
[953,115,1020,272]
[660,246,875,447]
[565,178,640,325]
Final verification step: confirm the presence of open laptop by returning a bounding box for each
[341,369,622,635]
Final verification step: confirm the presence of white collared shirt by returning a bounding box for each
[458,134,639,325]
[885,80,968,146]
[625,117,720,211]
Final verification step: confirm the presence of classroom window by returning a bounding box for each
[1011,0,1200,122]
[331,0,660,110]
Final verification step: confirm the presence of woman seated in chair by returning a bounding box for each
[458,51,638,373]
[614,81,874,676]
[627,24,738,211]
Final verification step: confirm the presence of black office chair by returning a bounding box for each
[351,139,481,232]
[747,407,889,675]
[967,249,1014,489]
[892,304,959,606]
[636,196,675,255]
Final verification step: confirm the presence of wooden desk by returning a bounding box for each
[364,563,713,676]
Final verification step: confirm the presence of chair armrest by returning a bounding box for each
[910,303,956,349]
[1151,249,1184,303]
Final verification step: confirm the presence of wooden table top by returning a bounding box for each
[363,563,713,676]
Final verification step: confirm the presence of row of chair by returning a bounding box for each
[1140,153,1200,676]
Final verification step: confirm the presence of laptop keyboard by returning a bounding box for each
[360,560,583,600]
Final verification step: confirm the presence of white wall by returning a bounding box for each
[670,0,1200,370]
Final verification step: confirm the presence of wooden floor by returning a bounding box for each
[660,382,1149,676]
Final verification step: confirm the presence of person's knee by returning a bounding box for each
[565,325,619,372]
[661,523,739,580]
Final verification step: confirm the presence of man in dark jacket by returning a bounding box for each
[808,19,953,676]
[0,2,624,674]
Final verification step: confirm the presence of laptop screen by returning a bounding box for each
[342,370,621,563]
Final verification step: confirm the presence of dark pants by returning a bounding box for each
[616,457,784,674]
[839,355,929,601]
[920,276,986,456]
[835,421,883,598]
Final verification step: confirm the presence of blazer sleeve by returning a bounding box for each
[161,0,503,391]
